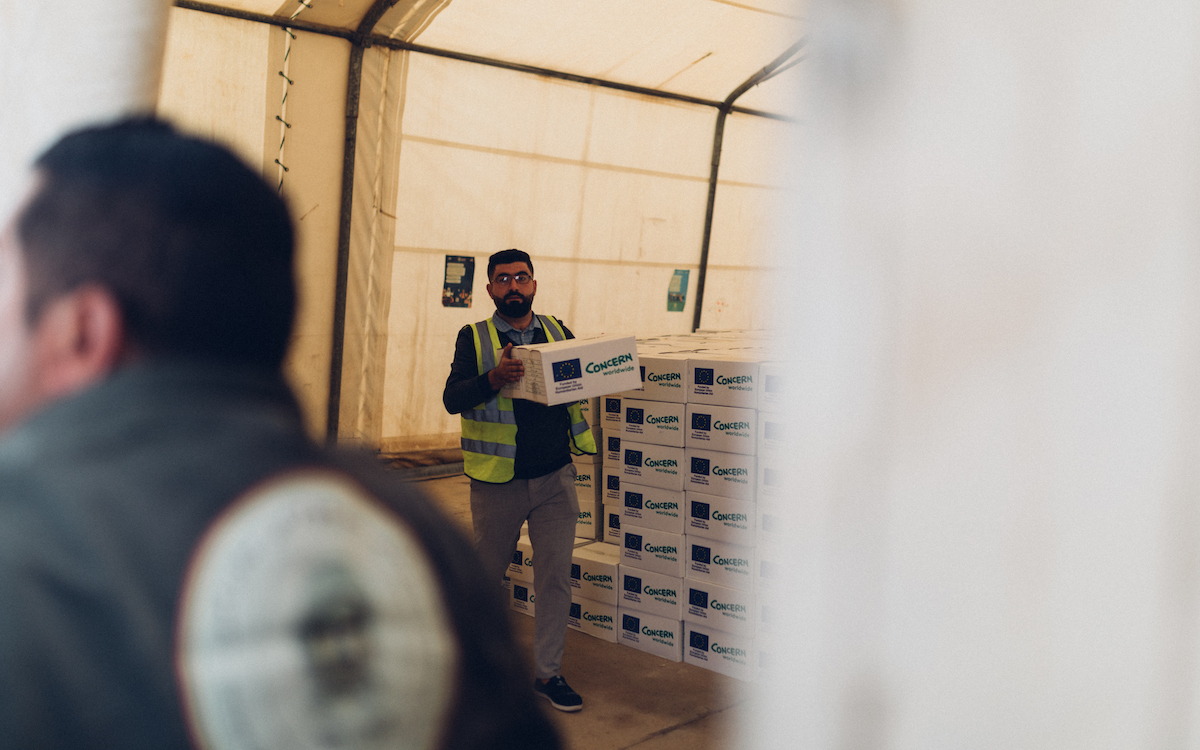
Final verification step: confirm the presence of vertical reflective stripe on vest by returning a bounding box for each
[460,315,596,483]
[462,321,518,482]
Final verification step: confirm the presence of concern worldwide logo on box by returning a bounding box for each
[504,334,640,405]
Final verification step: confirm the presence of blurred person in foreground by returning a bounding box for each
[0,117,560,750]
[442,249,597,713]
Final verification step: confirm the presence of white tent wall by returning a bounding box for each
[157,7,350,437]
[156,9,270,168]
[372,52,731,451]
[0,0,170,222]
[699,112,799,331]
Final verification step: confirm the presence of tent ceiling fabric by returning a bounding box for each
[412,0,803,105]
[195,0,803,112]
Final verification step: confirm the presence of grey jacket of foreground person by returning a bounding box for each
[0,118,560,750]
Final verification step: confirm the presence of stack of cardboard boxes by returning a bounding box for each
[598,331,782,680]
[500,330,787,681]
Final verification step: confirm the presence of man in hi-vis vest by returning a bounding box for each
[443,249,597,713]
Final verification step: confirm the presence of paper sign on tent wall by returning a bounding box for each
[668,270,689,312]
[442,255,474,307]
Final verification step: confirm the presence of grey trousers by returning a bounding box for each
[470,463,579,679]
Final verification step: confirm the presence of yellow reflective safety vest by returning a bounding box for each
[461,315,598,483]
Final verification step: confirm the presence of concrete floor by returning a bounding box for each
[413,473,749,750]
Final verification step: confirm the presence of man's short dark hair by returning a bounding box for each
[487,248,533,280]
[15,117,295,369]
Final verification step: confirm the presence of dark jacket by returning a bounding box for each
[442,315,574,480]
[0,361,560,750]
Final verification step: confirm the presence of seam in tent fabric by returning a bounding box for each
[706,0,800,20]
[398,134,793,191]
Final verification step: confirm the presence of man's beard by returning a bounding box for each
[494,292,533,318]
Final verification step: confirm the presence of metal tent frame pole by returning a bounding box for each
[691,39,805,333]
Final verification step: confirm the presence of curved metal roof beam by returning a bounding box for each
[691,38,805,333]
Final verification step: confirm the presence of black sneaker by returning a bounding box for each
[534,675,583,712]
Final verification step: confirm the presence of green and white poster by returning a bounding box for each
[667,269,689,312]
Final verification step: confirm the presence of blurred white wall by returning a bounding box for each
[757,0,1200,748]
[0,0,170,222]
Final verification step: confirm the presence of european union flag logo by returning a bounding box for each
[626,407,643,425]
[691,457,710,475]
[690,631,709,651]
[639,365,646,382]
[625,491,643,509]
[608,513,621,530]
[762,513,778,533]
[624,575,642,593]
[607,436,620,452]
[606,397,621,413]
[764,421,783,441]
[692,501,710,520]
[760,560,776,579]
[623,614,640,633]
[607,474,620,491]
[625,533,642,551]
[514,585,529,602]
[692,545,711,564]
[625,450,643,467]
[552,358,582,382]
[766,374,783,393]
[691,413,711,431]
[511,550,523,566]
[764,467,779,487]
[694,367,714,386]
[689,588,708,608]
[570,602,582,619]
[570,564,581,581]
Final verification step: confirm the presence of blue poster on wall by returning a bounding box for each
[442,255,475,307]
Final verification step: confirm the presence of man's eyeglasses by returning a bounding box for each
[492,272,532,286]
